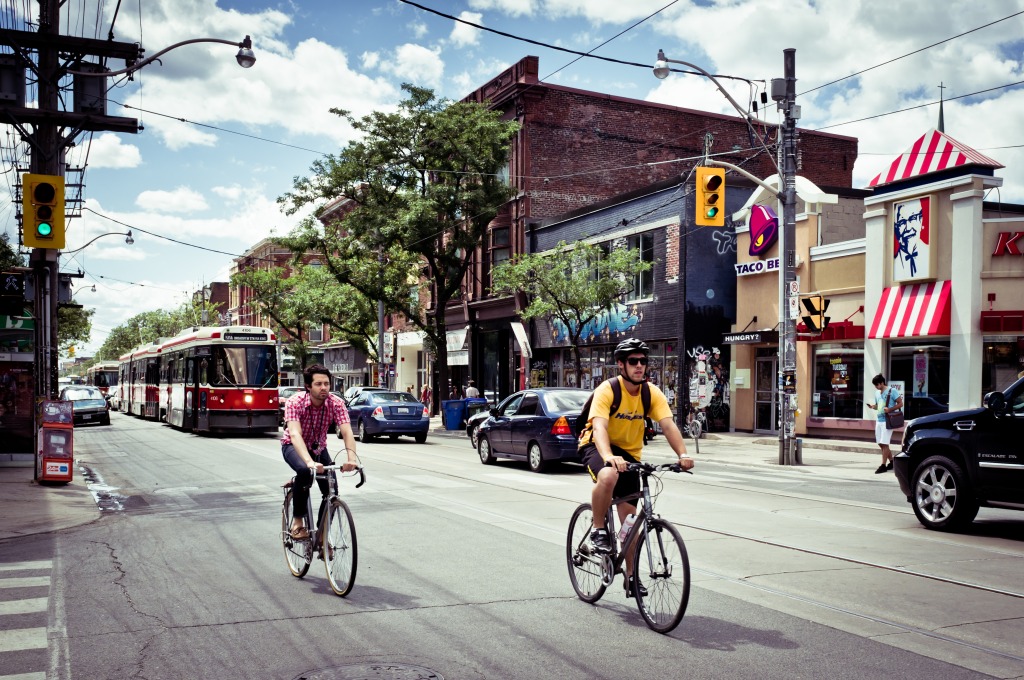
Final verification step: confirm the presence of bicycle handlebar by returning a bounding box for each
[624,461,693,475]
[317,464,367,488]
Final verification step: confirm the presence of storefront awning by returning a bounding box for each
[869,280,951,339]
[510,321,532,358]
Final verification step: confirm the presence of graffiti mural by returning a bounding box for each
[551,302,644,344]
[685,345,731,431]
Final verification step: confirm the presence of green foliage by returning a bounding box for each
[0,233,24,271]
[93,296,222,360]
[278,85,519,393]
[491,240,652,386]
[57,305,94,353]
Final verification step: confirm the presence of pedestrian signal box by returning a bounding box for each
[22,173,65,249]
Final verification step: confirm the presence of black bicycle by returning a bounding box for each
[281,458,365,596]
[566,461,691,633]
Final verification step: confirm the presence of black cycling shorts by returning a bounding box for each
[580,443,641,500]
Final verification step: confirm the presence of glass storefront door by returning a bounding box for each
[755,355,778,433]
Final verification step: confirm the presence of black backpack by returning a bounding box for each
[575,378,656,445]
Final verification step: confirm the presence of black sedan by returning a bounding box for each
[347,390,430,443]
[59,386,111,426]
[476,388,590,472]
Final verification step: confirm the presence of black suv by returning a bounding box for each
[894,376,1024,531]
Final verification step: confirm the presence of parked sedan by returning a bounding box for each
[476,388,590,472]
[59,386,110,426]
[347,391,430,443]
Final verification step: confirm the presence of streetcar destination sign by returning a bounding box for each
[224,333,266,341]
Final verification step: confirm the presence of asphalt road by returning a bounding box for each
[2,411,1022,680]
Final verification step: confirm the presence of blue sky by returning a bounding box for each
[4,0,1023,355]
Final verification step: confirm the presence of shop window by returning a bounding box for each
[811,343,865,419]
[889,342,949,420]
[983,338,1024,394]
[626,232,654,301]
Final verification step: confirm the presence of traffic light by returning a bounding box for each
[22,173,65,249]
[694,167,725,227]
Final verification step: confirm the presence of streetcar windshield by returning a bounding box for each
[211,346,278,387]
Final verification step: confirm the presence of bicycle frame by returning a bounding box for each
[600,471,660,583]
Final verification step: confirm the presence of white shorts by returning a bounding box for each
[875,420,893,445]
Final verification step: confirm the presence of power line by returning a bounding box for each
[812,78,1024,131]
[799,9,1024,96]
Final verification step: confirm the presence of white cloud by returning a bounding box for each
[211,185,244,202]
[135,187,209,213]
[409,21,429,38]
[380,44,445,88]
[86,133,142,169]
[361,51,380,69]
[450,12,483,48]
[469,0,537,16]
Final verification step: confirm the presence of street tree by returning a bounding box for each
[491,240,652,387]
[93,297,221,360]
[279,84,518,402]
[0,233,23,270]
[57,304,94,354]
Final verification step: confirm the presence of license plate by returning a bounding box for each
[83,414,92,420]
[398,407,410,414]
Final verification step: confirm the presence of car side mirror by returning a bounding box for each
[489,407,499,417]
[984,391,1006,412]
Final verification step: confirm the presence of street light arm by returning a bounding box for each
[703,158,782,199]
[67,36,254,77]
[61,231,133,254]
[654,50,753,124]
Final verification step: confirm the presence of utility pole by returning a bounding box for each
[776,49,800,465]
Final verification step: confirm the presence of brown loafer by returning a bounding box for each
[290,527,309,540]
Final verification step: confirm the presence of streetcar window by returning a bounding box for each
[210,346,278,387]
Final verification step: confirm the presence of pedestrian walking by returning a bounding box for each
[868,373,903,474]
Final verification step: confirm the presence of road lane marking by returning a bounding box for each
[0,577,50,589]
[0,561,50,572]
[0,597,47,615]
[0,627,47,652]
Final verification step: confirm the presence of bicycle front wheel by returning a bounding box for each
[323,498,358,596]
[282,490,311,578]
[632,518,690,633]
[566,503,607,603]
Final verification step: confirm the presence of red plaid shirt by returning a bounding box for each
[281,391,349,452]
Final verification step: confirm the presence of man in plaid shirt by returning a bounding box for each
[282,364,358,539]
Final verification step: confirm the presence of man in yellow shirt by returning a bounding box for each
[577,338,694,597]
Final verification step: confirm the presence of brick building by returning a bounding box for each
[445,56,859,401]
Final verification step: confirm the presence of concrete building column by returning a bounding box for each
[949,186,986,410]
[863,207,888,397]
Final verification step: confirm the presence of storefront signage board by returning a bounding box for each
[735,257,780,277]
[893,195,936,283]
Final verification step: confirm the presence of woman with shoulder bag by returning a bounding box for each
[869,374,903,474]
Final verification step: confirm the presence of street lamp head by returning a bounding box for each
[653,49,671,80]
[125,230,134,245]
[235,36,256,68]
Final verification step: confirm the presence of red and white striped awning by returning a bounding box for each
[868,280,951,339]
[869,129,1003,188]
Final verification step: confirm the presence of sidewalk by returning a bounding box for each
[0,421,886,543]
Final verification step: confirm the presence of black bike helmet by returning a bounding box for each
[613,338,650,362]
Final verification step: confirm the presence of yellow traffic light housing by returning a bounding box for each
[22,173,65,249]
[694,167,725,227]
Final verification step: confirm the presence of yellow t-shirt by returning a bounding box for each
[577,376,673,458]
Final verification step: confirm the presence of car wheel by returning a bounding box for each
[359,420,375,443]
[528,442,547,473]
[468,425,479,450]
[911,454,979,531]
[478,436,496,465]
[415,433,427,444]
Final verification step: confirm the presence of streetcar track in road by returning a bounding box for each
[361,445,1024,600]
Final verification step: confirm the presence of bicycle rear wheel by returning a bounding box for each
[566,503,607,603]
[282,490,311,577]
[632,518,690,633]
[323,498,358,596]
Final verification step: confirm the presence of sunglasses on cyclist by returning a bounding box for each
[626,357,648,366]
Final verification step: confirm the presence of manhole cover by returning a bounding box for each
[294,664,444,680]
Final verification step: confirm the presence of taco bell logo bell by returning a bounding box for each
[749,204,779,257]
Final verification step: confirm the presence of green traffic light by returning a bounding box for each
[705,207,719,218]
[36,222,53,237]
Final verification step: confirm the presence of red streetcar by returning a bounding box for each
[86,361,119,404]
[119,342,162,419]
[158,326,279,434]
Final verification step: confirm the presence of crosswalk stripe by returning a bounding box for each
[0,577,49,589]
[0,627,47,652]
[0,597,47,615]
[0,561,50,572]
[0,672,47,680]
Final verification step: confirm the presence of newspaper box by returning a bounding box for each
[37,400,74,483]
